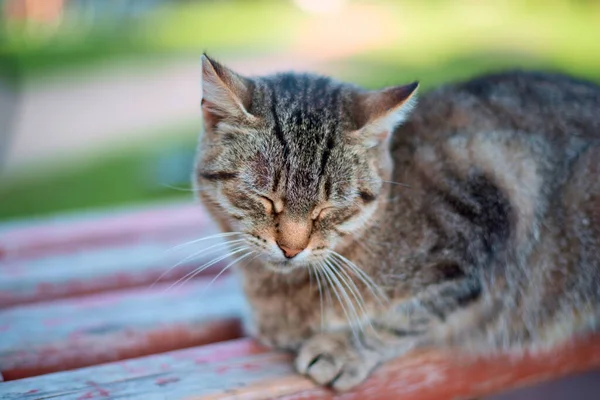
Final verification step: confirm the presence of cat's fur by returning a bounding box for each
[194,54,600,391]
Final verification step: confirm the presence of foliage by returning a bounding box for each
[1,0,599,220]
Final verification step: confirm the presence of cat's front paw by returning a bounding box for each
[295,332,380,391]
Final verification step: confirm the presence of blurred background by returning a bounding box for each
[1,0,600,222]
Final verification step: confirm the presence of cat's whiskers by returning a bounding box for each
[160,183,201,193]
[327,259,383,347]
[163,245,248,293]
[318,260,362,342]
[202,250,255,293]
[327,259,370,314]
[242,252,262,270]
[328,250,383,292]
[309,264,326,330]
[328,250,389,308]
[173,245,251,291]
[166,232,246,253]
[320,264,334,316]
[150,238,246,288]
[325,258,373,331]
[381,179,412,188]
[330,258,387,340]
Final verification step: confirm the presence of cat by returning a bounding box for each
[194,53,600,391]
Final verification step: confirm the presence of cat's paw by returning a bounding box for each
[295,332,380,391]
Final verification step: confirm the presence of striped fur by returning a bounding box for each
[195,56,600,391]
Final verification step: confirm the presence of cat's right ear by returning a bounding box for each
[201,54,256,130]
[353,81,419,148]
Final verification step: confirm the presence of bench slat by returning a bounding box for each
[2,335,599,399]
[3,203,600,398]
[0,202,243,308]
[0,339,272,399]
[0,231,237,308]
[0,276,248,380]
[0,202,208,261]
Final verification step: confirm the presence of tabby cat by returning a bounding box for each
[194,54,600,391]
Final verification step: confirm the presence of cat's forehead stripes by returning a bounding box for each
[261,73,346,215]
[197,58,411,232]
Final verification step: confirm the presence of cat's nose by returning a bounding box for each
[278,243,303,259]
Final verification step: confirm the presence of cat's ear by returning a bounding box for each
[354,81,419,147]
[201,54,255,129]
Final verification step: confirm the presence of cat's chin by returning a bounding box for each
[263,260,306,275]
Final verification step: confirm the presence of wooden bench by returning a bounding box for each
[1,201,599,399]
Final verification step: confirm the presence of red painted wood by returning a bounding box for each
[198,334,600,400]
[0,202,208,261]
[0,255,229,308]
[0,202,233,307]
[2,335,599,399]
[0,277,247,380]
[1,320,242,381]
[2,204,599,399]
[0,339,271,398]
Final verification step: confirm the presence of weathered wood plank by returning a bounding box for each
[0,201,210,261]
[0,199,243,308]
[0,229,238,308]
[0,339,273,399]
[0,275,249,380]
[272,334,600,400]
[1,334,599,399]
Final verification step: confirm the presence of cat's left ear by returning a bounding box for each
[201,54,256,130]
[354,81,419,147]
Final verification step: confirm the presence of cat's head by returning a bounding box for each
[195,54,418,272]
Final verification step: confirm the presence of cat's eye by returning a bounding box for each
[312,206,334,221]
[259,195,277,215]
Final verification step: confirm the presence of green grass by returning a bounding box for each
[5,50,600,223]
[0,126,198,221]
[2,0,600,221]
[337,0,600,89]
[143,0,300,55]
[337,52,600,92]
